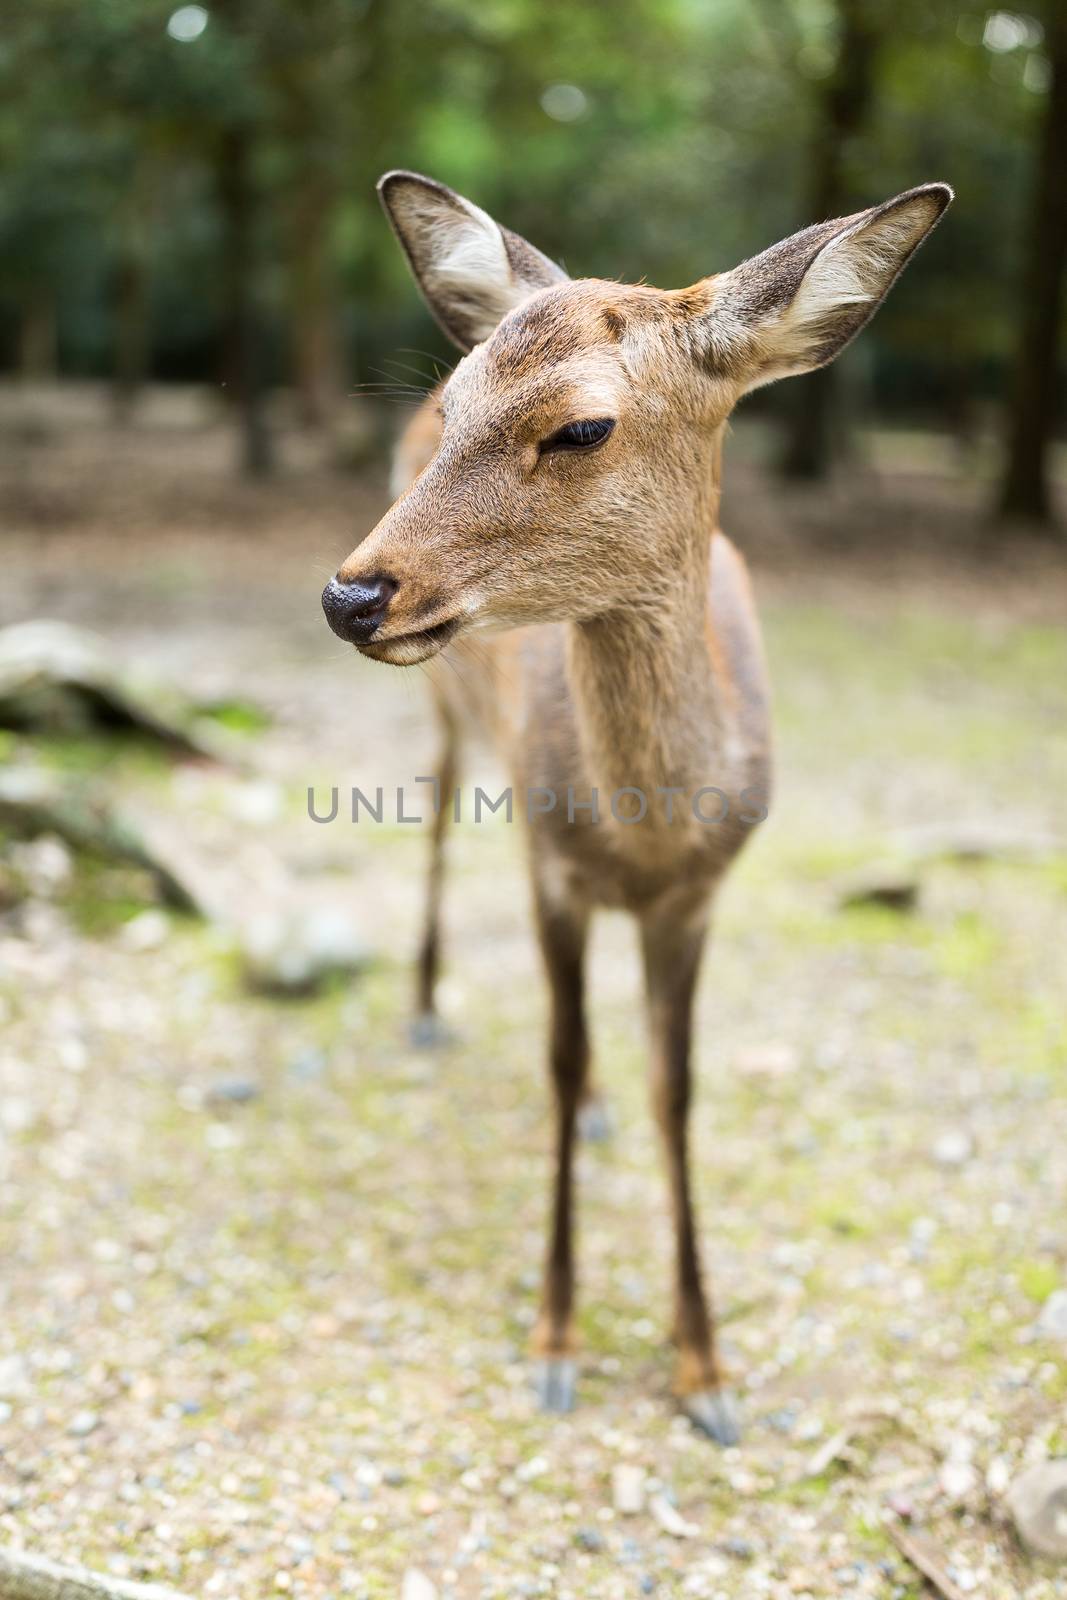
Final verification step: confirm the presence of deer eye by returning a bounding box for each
[541,418,615,453]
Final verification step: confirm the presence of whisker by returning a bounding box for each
[376,357,442,386]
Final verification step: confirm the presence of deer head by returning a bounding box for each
[323,171,952,664]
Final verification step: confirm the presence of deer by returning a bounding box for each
[321,170,952,1443]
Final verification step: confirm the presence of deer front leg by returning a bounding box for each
[641,906,740,1446]
[530,884,590,1413]
[411,705,458,1048]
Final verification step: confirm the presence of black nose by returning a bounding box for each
[321,574,396,643]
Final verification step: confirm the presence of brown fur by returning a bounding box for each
[328,172,952,1427]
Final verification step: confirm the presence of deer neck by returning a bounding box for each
[564,459,726,805]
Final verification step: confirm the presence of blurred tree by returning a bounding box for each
[997,1,1067,529]
[0,0,1061,505]
[0,11,102,381]
[267,0,353,429]
[774,0,884,480]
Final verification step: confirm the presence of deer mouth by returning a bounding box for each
[357,616,460,666]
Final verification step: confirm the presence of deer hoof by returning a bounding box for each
[533,1357,577,1414]
[682,1387,742,1446]
[409,1013,456,1050]
[576,1097,613,1143]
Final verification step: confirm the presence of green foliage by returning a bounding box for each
[0,0,1059,409]
[1019,1258,1060,1303]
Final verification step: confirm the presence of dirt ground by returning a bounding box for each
[1,386,1066,1600]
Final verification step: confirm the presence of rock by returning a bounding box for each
[939,1458,978,1502]
[0,766,204,914]
[0,1354,30,1398]
[0,619,220,756]
[9,834,73,896]
[68,1408,100,1437]
[288,1047,328,1082]
[225,780,284,826]
[240,904,371,996]
[120,909,170,951]
[650,1492,698,1538]
[932,1129,973,1167]
[1006,1460,1067,1560]
[206,1077,261,1106]
[612,1463,646,1516]
[894,821,1062,865]
[401,1568,438,1600]
[837,865,919,912]
[1037,1289,1067,1340]
[735,1042,798,1079]
[575,1528,604,1552]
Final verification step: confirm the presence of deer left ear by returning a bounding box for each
[378,170,568,352]
[701,183,953,392]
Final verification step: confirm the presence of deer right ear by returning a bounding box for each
[378,171,568,352]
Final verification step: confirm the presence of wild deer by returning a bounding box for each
[322,171,952,1442]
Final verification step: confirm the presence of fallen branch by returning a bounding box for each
[0,768,203,914]
[0,1545,193,1600]
[884,1521,972,1600]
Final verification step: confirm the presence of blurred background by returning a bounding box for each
[0,0,1064,509]
[1,4,1066,1598]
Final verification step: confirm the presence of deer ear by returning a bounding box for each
[703,183,953,392]
[378,171,568,352]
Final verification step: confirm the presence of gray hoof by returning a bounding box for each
[533,1357,577,1414]
[577,1097,613,1143]
[682,1387,742,1446]
[409,1013,455,1050]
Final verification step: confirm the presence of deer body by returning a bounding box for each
[323,172,952,1439]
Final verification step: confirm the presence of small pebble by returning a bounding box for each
[649,1492,698,1538]
[207,1077,260,1105]
[735,1042,798,1079]
[0,1355,29,1398]
[68,1409,100,1437]
[612,1463,646,1515]
[1037,1288,1067,1340]
[288,1047,328,1082]
[402,1572,437,1600]
[120,909,170,951]
[932,1129,973,1167]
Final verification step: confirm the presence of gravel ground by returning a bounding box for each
[1,394,1066,1599]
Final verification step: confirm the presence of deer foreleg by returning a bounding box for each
[641,902,740,1445]
[530,884,590,1411]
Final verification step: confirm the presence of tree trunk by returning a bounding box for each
[112,254,149,423]
[997,4,1067,528]
[779,0,880,481]
[111,168,153,424]
[217,126,273,478]
[18,289,57,381]
[290,175,344,429]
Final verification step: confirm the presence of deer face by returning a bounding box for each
[324,172,951,665]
